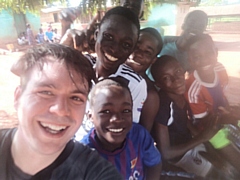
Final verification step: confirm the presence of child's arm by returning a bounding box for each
[152,119,219,161]
[60,14,99,54]
[145,163,162,180]
[218,106,240,125]
[139,88,159,132]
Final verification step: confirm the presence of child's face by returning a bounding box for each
[182,13,207,36]
[90,85,133,151]
[126,32,158,74]
[95,15,138,72]
[188,39,217,73]
[155,60,185,95]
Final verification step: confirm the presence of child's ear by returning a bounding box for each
[151,57,157,65]
[14,86,22,110]
[154,81,162,89]
[87,110,93,122]
[94,29,99,41]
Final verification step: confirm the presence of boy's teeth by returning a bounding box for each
[108,128,123,133]
[202,65,212,70]
[105,53,118,61]
[128,59,141,65]
[40,122,67,131]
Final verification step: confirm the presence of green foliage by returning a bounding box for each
[0,0,64,14]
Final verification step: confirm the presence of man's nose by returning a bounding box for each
[49,97,70,117]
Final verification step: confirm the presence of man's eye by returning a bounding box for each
[163,76,171,81]
[38,91,53,96]
[71,96,84,104]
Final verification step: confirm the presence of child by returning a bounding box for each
[26,23,35,46]
[186,34,234,128]
[17,33,28,45]
[36,28,45,44]
[81,78,162,180]
[186,34,240,172]
[126,27,163,131]
[71,7,147,140]
[150,55,221,178]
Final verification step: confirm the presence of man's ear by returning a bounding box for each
[14,86,22,110]
[94,29,99,41]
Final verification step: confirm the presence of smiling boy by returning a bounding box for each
[126,27,163,131]
[75,7,147,140]
[0,44,123,179]
[81,78,161,180]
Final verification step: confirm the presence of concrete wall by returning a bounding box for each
[212,21,240,33]
[25,12,41,36]
[0,10,18,44]
[0,9,40,44]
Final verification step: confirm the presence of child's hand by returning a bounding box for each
[60,29,94,53]
[218,106,240,125]
[60,14,99,54]
[199,115,220,141]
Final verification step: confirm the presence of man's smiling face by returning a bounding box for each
[15,58,89,155]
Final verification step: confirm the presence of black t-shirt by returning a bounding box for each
[0,128,123,180]
[155,91,192,146]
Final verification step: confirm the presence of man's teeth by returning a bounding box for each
[40,122,67,132]
[105,53,118,61]
[108,128,123,133]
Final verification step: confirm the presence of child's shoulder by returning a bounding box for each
[128,123,151,139]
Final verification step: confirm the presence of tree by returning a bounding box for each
[0,0,65,14]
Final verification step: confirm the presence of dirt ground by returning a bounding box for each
[0,33,240,129]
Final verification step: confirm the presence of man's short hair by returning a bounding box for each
[17,43,95,91]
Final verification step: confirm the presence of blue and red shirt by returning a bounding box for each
[80,123,161,180]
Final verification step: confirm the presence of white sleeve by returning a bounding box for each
[129,79,147,123]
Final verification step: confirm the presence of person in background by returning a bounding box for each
[125,27,163,132]
[36,28,45,44]
[81,78,162,180]
[59,0,144,53]
[53,28,61,43]
[45,26,54,43]
[17,32,28,46]
[26,23,35,46]
[0,44,123,180]
[186,33,240,173]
